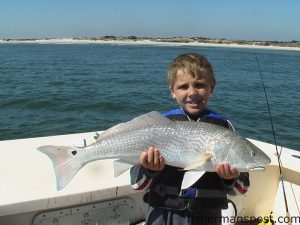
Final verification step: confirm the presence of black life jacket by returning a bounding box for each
[144,108,231,212]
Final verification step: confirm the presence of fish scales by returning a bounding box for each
[37,111,271,190]
[107,124,204,166]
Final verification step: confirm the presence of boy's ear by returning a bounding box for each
[171,92,176,99]
[170,86,176,99]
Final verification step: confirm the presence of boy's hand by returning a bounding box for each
[140,146,165,171]
[216,162,240,180]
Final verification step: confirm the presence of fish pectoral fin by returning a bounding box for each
[181,171,205,190]
[183,151,214,171]
[180,151,214,189]
[113,159,135,177]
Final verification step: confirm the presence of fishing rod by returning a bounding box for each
[255,53,291,225]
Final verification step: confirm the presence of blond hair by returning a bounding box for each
[167,53,216,89]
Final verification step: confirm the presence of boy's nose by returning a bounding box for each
[187,87,198,95]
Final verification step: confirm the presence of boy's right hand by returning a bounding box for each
[139,146,165,171]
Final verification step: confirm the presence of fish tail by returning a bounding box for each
[37,145,82,191]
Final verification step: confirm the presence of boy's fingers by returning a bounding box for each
[223,163,231,176]
[140,147,165,171]
[139,151,145,163]
[230,167,240,177]
[147,147,154,164]
[139,151,148,167]
[154,148,165,171]
[216,162,240,179]
[159,155,165,170]
[216,163,230,179]
[218,163,226,176]
[153,148,160,168]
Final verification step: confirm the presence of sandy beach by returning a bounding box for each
[1,38,300,51]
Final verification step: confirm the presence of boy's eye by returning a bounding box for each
[194,83,207,88]
[177,84,188,90]
[176,82,208,90]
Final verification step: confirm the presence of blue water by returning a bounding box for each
[0,43,299,150]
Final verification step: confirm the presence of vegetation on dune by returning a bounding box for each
[2,36,300,48]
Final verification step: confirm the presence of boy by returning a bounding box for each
[130,53,250,225]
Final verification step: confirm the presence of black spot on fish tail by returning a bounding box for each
[94,133,100,140]
[71,151,77,156]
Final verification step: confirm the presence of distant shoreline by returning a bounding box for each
[1,37,300,51]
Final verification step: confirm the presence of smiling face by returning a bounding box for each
[171,69,215,116]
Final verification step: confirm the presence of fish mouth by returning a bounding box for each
[248,166,266,172]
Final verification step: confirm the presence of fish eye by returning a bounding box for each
[251,151,256,156]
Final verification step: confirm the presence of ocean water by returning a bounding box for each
[0,43,299,151]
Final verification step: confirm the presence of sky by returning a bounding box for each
[1,0,300,41]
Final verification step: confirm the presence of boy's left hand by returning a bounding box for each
[216,162,240,180]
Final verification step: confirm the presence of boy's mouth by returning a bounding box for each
[186,100,204,107]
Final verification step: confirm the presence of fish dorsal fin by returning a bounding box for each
[128,111,171,126]
[96,111,171,141]
[95,123,126,141]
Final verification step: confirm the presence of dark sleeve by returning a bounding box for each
[221,172,250,195]
[221,119,250,195]
[130,164,160,190]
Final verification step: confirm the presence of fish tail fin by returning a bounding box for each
[37,145,82,191]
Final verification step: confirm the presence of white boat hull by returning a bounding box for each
[0,132,299,224]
